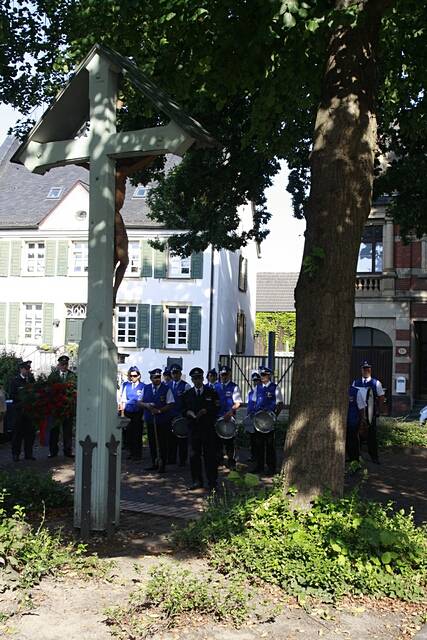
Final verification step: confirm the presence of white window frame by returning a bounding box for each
[168,254,191,279]
[165,305,189,349]
[126,240,141,276]
[24,241,45,275]
[132,185,149,199]
[69,241,88,275]
[116,304,138,347]
[22,303,43,343]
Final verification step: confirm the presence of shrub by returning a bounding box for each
[0,350,21,393]
[174,488,427,603]
[0,470,73,515]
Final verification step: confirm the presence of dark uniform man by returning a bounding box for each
[139,368,174,472]
[346,384,366,462]
[119,366,145,460]
[47,355,76,458]
[167,364,191,466]
[182,367,220,491]
[215,365,242,469]
[9,361,35,461]
[352,360,384,464]
[250,366,284,475]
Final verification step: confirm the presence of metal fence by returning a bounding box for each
[219,354,294,405]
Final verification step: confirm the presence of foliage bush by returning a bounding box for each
[0,470,73,515]
[377,418,427,449]
[105,563,249,638]
[255,312,296,351]
[174,489,427,603]
[0,350,21,393]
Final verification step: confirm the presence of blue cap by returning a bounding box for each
[149,368,162,376]
[361,360,372,368]
[58,355,69,363]
[170,364,182,373]
[219,365,231,374]
[163,367,171,376]
[259,366,272,375]
[128,366,140,374]
[207,368,217,378]
[251,370,261,380]
[189,367,204,377]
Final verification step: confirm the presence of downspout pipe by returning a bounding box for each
[208,246,215,371]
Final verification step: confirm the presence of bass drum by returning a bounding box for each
[171,416,189,439]
[215,416,237,440]
[253,410,276,434]
[365,387,375,426]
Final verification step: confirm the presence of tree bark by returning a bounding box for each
[282,0,392,504]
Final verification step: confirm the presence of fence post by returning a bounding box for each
[268,331,275,372]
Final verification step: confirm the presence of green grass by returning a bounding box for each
[378,418,427,449]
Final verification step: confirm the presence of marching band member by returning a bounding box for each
[167,364,191,466]
[216,365,242,469]
[352,361,384,464]
[251,366,283,475]
[245,370,261,463]
[206,368,218,388]
[118,366,144,461]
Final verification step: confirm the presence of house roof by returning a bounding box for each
[0,137,163,229]
[10,43,216,167]
[256,272,299,312]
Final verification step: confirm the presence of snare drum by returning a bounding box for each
[171,416,189,439]
[215,416,238,440]
[365,387,375,427]
[253,410,276,434]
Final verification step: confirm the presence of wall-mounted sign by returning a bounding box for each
[397,347,408,356]
[395,376,406,394]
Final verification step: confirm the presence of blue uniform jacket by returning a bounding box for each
[216,381,237,417]
[254,382,278,413]
[122,381,144,413]
[143,382,172,425]
[347,385,361,430]
[168,379,188,417]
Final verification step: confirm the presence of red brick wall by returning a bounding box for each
[395,362,410,373]
[396,329,410,341]
[395,239,422,268]
[412,303,427,318]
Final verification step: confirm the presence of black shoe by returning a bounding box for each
[190,481,203,490]
[158,463,166,473]
[12,454,20,462]
[48,453,58,458]
[146,464,159,471]
[64,453,74,459]
[179,461,186,467]
[25,456,36,460]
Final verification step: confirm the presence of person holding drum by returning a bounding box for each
[167,364,191,466]
[250,366,284,475]
[139,368,175,473]
[352,361,384,464]
[244,370,262,464]
[216,365,242,469]
[118,366,145,460]
[346,384,366,463]
[182,367,221,491]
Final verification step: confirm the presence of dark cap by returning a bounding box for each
[58,355,70,364]
[149,368,162,377]
[259,366,272,375]
[219,365,231,374]
[170,364,182,373]
[163,367,171,376]
[251,370,261,380]
[189,367,204,378]
[19,360,32,370]
[207,368,217,378]
[361,360,372,368]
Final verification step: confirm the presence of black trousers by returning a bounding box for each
[254,430,276,472]
[367,417,379,462]
[12,413,35,459]
[167,430,188,465]
[147,419,169,466]
[125,410,143,459]
[189,425,219,489]
[49,417,73,456]
[218,437,236,465]
[346,425,360,462]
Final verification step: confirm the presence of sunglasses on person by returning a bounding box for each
[129,373,139,378]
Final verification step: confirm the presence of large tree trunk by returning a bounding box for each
[282,0,391,504]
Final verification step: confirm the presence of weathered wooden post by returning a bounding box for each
[11,44,215,532]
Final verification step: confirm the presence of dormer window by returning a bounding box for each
[132,185,149,199]
[47,187,63,199]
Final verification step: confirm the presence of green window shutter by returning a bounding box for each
[10,241,22,276]
[42,303,54,346]
[190,252,204,279]
[0,302,6,344]
[154,249,167,278]
[65,318,84,343]
[0,241,10,277]
[56,240,69,276]
[140,240,153,277]
[188,306,202,351]
[150,305,164,349]
[137,304,150,347]
[45,240,57,276]
[8,303,20,343]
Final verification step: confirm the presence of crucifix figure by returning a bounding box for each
[11,44,215,532]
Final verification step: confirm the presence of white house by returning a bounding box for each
[0,136,256,378]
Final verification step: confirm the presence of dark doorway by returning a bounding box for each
[351,328,392,414]
[414,322,427,399]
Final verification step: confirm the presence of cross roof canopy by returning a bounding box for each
[11,43,216,173]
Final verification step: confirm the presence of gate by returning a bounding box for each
[219,354,294,405]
